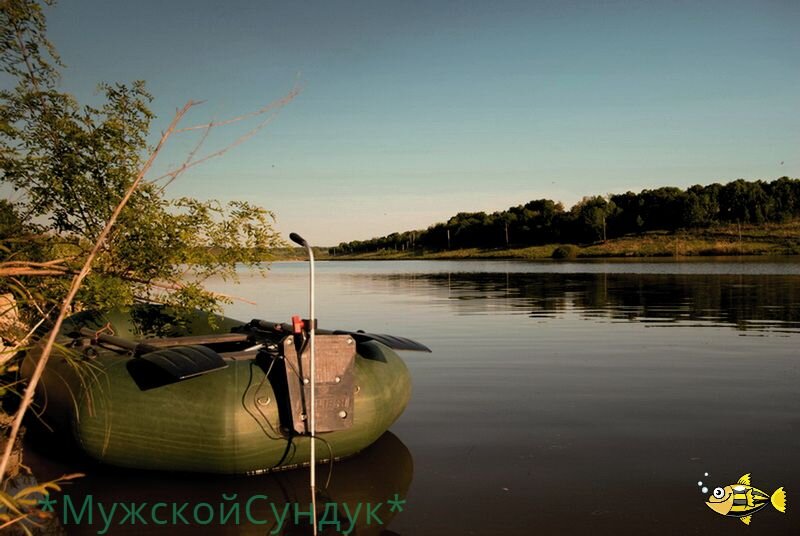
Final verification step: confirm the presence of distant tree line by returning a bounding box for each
[331,177,800,254]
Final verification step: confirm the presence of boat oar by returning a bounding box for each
[76,327,228,389]
[248,320,432,353]
[77,327,158,355]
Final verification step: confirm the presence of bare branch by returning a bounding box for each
[126,276,258,305]
[0,260,70,268]
[0,311,53,368]
[0,260,70,277]
[8,277,47,317]
[174,85,300,133]
[149,85,300,188]
[155,115,214,194]
[0,514,29,532]
[0,268,68,277]
[151,112,280,187]
[0,101,197,483]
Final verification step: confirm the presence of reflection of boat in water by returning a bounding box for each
[22,305,428,474]
[24,431,413,535]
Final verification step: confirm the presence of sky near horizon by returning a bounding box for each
[35,0,800,245]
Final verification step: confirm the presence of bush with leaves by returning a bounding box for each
[1,0,285,328]
[0,1,294,518]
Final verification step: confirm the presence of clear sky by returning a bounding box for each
[40,0,800,245]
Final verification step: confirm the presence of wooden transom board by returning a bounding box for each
[281,334,356,434]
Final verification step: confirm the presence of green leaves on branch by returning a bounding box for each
[107,197,281,308]
[1,0,284,325]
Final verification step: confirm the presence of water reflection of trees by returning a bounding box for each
[375,273,800,332]
[25,431,412,535]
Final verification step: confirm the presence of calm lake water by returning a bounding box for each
[26,259,800,535]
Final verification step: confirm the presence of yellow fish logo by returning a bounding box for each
[705,473,787,525]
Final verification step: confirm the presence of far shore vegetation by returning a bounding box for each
[328,178,800,260]
[325,220,800,260]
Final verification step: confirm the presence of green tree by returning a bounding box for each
[682,184,719,228]
[572,196,617,242]
[1,0,285,327]
[0,0,297,498]
[769,177,799,222]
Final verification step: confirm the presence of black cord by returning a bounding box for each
[241,357,282,440]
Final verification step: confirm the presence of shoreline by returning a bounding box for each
[325,222,800,261]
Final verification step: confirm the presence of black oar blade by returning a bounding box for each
[127,345,228,391]
[335,331,432,353]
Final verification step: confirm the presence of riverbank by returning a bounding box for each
[329,221,800,260]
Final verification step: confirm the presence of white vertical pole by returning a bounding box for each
[290,232,317,535]
[308,243,316,535]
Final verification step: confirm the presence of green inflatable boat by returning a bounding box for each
[22,306,429,474]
